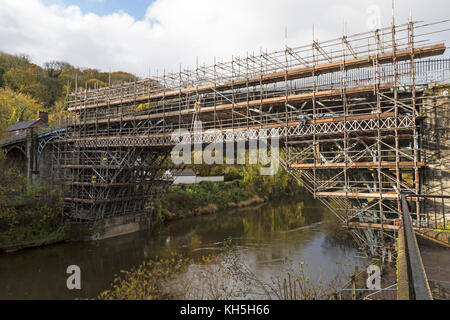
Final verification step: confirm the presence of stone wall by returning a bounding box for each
[421,83,450,226]
[69,212,153,241]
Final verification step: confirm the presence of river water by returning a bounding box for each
[0,196,364,300]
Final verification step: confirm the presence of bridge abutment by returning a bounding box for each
[422,84,450,227]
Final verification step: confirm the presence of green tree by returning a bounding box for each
[2,64,59,107]
[0,52,30,87]
[0,88,44,138]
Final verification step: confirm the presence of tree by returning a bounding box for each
[0,52,30,87]
[0,50,140,122]
[44,61,71,78]
[0,88,44,138]
[2,64,58,107]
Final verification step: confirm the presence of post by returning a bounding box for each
[25,127,38,184]
[351,274,356,300]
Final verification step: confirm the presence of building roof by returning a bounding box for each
[174,168,197,177]
[8,119,41,132]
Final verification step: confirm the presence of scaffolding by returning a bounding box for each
[53,19,450,257]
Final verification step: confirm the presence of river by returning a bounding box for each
[0,196,365,300]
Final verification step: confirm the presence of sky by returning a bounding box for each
[0,0,449,77]
[41,0,154,20]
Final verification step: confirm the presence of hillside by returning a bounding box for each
[0,51,138,137]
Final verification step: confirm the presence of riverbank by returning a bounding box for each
[0,167,300,253]
[151,162,306,224]
[0,164,70,253]
[0,226,69,254]
[0,181,264,253]
[151,180,266,223]
[0,197,361,300]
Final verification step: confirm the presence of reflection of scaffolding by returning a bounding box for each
[53,19,450,257]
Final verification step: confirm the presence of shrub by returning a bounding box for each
[0,154,66,247]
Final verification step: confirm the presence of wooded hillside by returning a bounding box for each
[0,51,138,137]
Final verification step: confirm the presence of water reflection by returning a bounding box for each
[0,196,363,300]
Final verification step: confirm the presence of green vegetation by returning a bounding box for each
[152,181,258,223]
[0,87,44,138]
[0,154,68,251]
[0,51,137,136]
[190,157,301,198]
[97,252,193,300]
[152,160,304,224]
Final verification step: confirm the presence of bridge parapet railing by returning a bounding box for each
[406,194,450,231]
[0,125,68,147]
[62,113,417,140]
[62,109,419,143]
[401,194,434,300]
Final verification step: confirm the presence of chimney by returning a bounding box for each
[38,111,48,124]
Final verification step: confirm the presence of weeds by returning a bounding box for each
[97,238,355,300]
[0,156,67,249]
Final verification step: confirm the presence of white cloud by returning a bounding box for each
[0,0,448,77]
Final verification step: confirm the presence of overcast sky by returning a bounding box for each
[0,0,449,77]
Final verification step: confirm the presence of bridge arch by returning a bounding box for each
[3,145,26,175]
[37,134,64,182]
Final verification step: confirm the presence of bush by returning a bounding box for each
[97,253,193,300]
[0,154,66,247]
[151,181,254,222]
[224,171,243,182]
